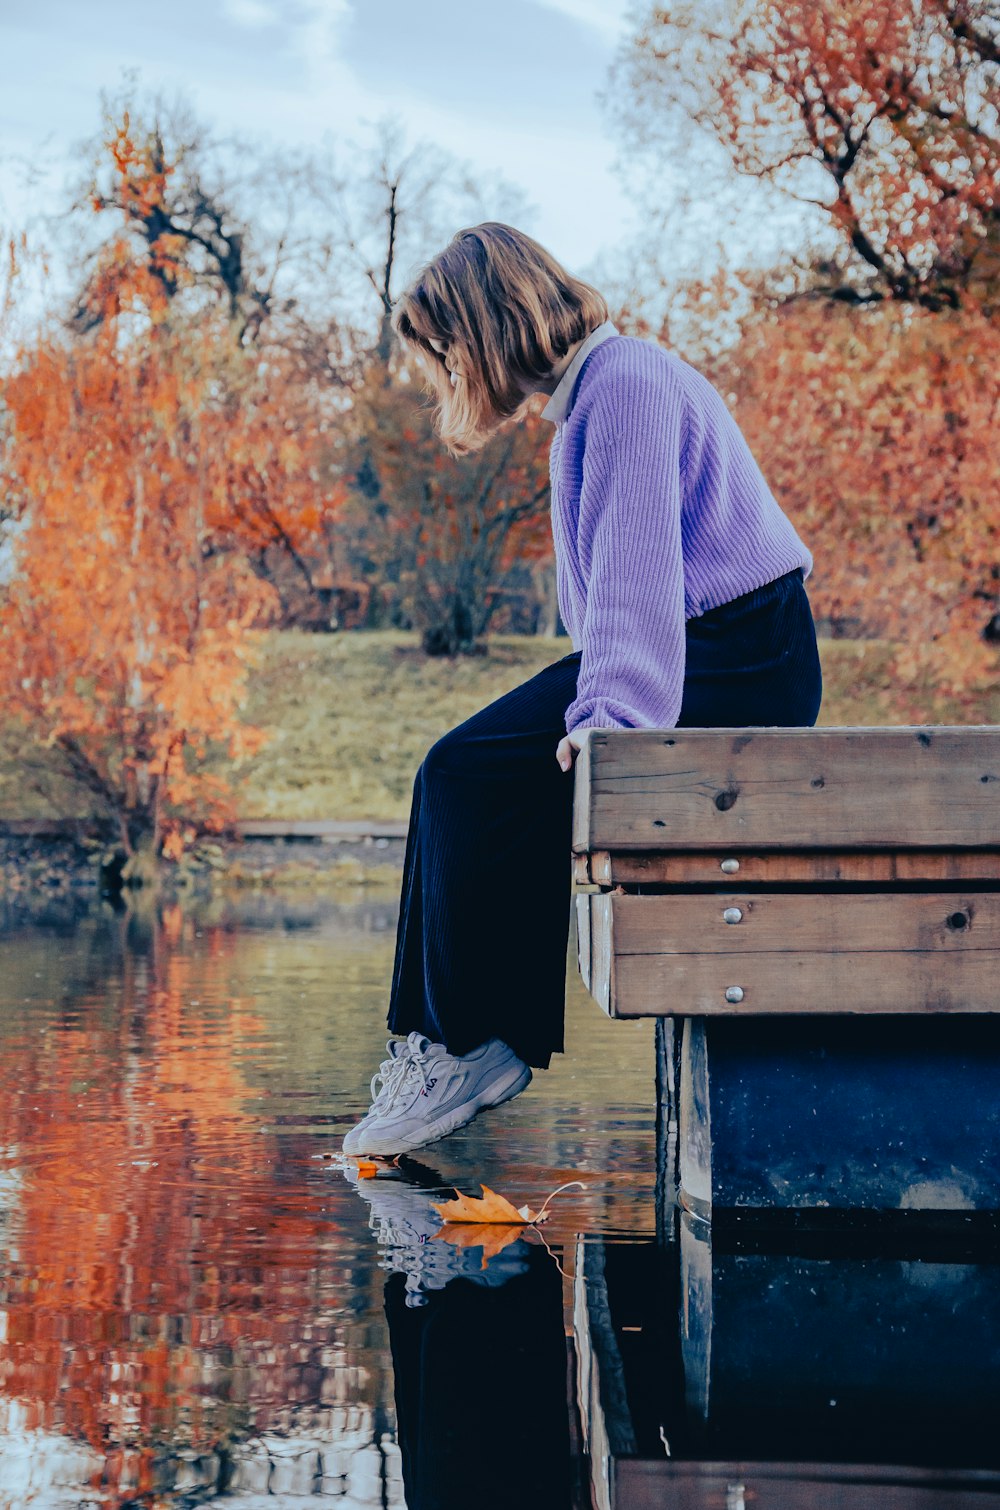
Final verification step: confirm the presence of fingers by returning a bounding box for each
[556,736,575,773]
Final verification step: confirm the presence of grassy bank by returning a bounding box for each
[1,629,993,824]
[233,630,904,822]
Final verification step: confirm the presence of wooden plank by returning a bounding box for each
[589,849,1000,886]
[572,853,593,886]
[610,891,1000,957]
[613,1459,1000,1510]
[572,727,1000,852]
[590,893,613,1016]
[580,890,1000,1015]
[0,817,412,841]
[608,950,1000,1017]
[575,893,592,992]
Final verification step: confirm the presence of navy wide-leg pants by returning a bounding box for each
[386,566,823,1069]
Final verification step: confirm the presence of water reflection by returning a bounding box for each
[2,893,1000,1508]
[0,891,653,1506]
[339,1157,573,1507]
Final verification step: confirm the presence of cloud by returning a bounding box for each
[529,0,634,43]
[280,0,373,123]
[221,0,282,27]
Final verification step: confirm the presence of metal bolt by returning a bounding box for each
[720,857,740,873]
[725,986,745,1003]
[723,907,743,924]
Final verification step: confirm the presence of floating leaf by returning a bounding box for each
[431,1183,538,1226]
[431,1178,585,1227]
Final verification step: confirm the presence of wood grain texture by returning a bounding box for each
[588,849,1000,886]
[575,893,591,992]
[589,892,613,1016]
[571,726,1000,852]
[611,890,999,955]
[586,891,1000,1017]
[609,949,1000,1017]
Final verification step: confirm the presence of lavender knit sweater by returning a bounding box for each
[548,334,814,735]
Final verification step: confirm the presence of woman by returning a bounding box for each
[342,222,822,1158]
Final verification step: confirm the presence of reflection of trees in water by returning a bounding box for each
[0,1399,403,1505]
[227,1404,403,1503]
[0,895,656,1505]
[0,902,396,1502]
[0,893,403,1080]
[206,890,401,937]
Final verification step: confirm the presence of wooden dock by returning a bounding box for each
[572,727,1000,1217]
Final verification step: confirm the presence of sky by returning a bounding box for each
[0,0,650,289]
[0,0,821,330]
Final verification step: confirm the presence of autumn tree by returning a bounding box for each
[613,0,1000,312]
[710,293,999,718]
[0,136,339,865]
[342,359,553,655]
[72,86,327,346]
[59,96,364,635]
[70,95,551,642]
[605,0,1000,709]
[310,118,562,650]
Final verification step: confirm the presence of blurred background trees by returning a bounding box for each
[2,2,999,849]
[0,92,555,850]
[609,0,1000,711]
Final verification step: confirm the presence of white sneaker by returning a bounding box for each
[341,1031,532,1157]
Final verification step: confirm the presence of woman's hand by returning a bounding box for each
[555,730,589,772]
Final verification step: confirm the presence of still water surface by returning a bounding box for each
[0,889,998,1509]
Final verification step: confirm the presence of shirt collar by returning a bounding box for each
[540,319,620,424]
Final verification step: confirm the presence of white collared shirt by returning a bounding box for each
[540,319,620,424]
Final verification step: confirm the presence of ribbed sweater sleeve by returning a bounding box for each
[563,362,688,735]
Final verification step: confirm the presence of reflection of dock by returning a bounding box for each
[573,1226,1000,1508]
[611,1461,1000,1509]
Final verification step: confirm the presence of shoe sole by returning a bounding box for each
[344,1061,533,1158]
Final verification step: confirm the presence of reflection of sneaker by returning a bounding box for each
[342,1032,532,1157]
[341,1163,531,1306]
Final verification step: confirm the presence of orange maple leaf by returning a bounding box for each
[431,1179,584,1227]
[432,1183,537,1225]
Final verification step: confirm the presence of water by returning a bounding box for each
[0,889,998,1509]
[0,888,654,1508]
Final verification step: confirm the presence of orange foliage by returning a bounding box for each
[627,0,1000,311]
[0,232,18,337]
[0,125,339,856]
[0,307,271,852]
[726,297,1000,716]
[346,361,552,654]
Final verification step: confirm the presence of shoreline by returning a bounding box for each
[0,830,408,905]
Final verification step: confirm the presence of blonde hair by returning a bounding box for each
[390,222,609,456]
